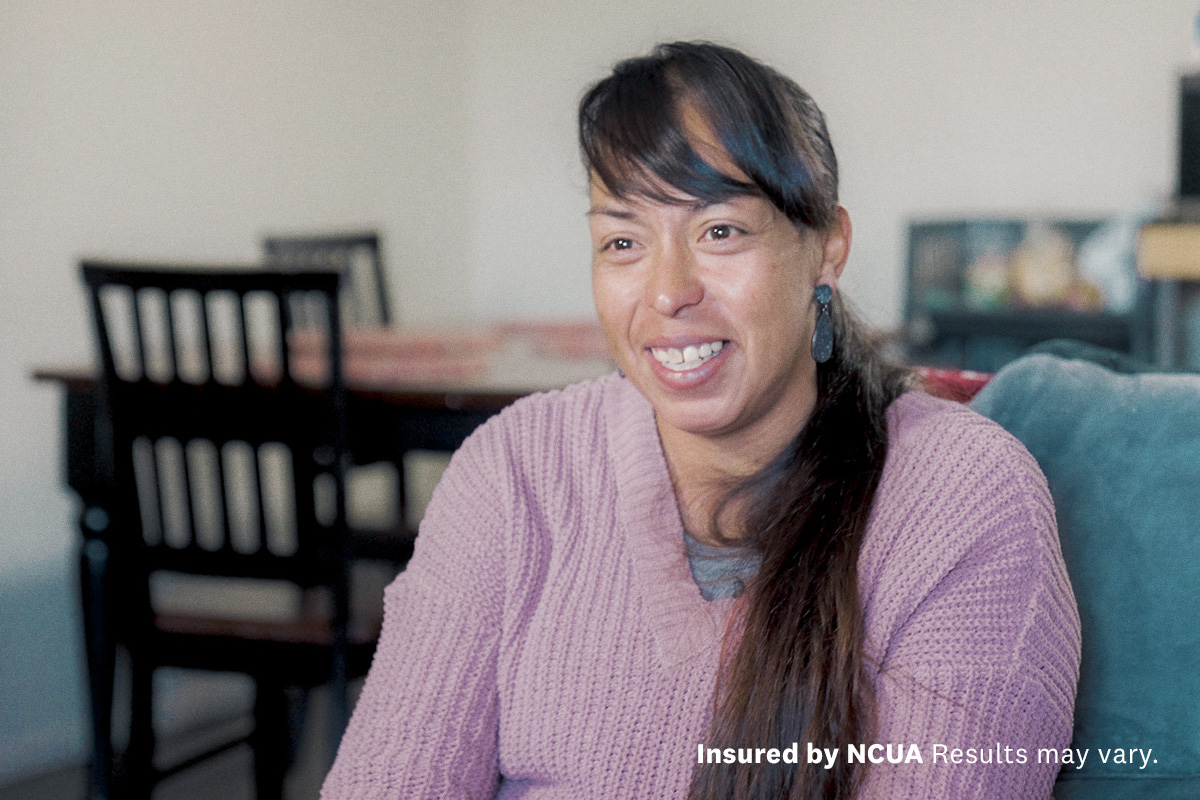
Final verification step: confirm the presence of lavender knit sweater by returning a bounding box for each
[323,374,1080,799]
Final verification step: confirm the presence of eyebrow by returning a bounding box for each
[586,207,637,220]
[585,200,715,219]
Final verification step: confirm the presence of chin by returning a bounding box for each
[652,399,742,438]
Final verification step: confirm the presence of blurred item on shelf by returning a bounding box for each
[903,216,1152,372]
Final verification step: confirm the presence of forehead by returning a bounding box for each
[586,178,704,219]
[587,175,694,211]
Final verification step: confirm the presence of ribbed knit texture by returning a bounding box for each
[322,373,1080,799]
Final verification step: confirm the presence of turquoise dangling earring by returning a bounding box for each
[811,284,834,363]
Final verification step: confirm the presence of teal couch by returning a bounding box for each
[970,349,1200,799]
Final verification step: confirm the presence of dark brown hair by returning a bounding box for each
[580,42,911,799]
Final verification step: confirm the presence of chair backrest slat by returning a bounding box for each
[130,288,148,380]
[212,438,232,553]
[276,290,293,384]
[251,441,270,557]
[199,291,215,384]
[162,290,178,383]
[235,293,252,387]
[143,437,167,547]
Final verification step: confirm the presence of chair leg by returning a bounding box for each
[80,540,115,800]
[284,686,309,769]
[328,581,351,767]
[395,456,409,533]
[124,651,156,800]
[252,679,290,800]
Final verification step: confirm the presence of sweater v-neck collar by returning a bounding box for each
[604,375,737,667]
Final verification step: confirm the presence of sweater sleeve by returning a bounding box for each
[858,424,1081,799]
[321,419,513,800]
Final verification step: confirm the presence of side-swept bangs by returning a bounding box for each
[578,42,838,230]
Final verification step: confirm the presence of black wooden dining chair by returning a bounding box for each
[79,261,379,800]
[262,232,391,327]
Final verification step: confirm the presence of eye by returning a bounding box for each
[604,237,635,251]
[704,224,737,241]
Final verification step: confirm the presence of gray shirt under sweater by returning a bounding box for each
[682,531,761,601]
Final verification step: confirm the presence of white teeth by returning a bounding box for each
[650,340,727,371]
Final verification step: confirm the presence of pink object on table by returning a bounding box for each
[288,327,500,386]
[291,326,503,359]
[498,319,613,361]
[341,354,488,386]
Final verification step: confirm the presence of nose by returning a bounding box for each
[647,239,704,317]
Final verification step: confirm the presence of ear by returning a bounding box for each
[816,205,852,292]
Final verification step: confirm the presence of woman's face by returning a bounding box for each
[589,173,850,452]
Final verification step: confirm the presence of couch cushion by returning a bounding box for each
[970,353,1200,797]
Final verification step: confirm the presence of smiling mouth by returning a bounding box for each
[649,340,727,372]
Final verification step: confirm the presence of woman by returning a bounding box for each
[323,42,1080,799]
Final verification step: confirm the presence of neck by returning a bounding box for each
[657,391,815,545]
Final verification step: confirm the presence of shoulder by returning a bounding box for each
[876,390,1053,536]
[884,389,1044,483]
[875,388,1056,546]
[860,390,1069,650]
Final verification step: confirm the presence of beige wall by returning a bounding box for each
[0,0,1197,776]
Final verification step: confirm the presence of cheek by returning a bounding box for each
[738,268,815,353]
[591,269,619,319]
[591,270,637,345]
[717,262,806,330]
